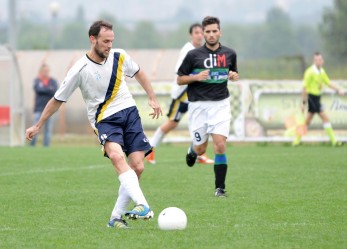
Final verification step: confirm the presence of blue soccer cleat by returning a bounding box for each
[107,217,128,229]
[125,204,154,220]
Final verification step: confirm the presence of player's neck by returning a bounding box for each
[87,50,105,64]
[314,64,322,71]
[205,43,219,51]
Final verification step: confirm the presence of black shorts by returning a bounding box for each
[167,98,188,122]
[308,94,323,113]
[95,106,151,156]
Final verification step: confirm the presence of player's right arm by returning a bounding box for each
[26,60,83,141]
[26,98,63,141]
[177,51,209,85]
[177,70,210,85]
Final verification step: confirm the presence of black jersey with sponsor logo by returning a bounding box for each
[177,43,237,102]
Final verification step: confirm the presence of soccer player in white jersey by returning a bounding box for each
[147,23,214,165]
[25,20,162,229]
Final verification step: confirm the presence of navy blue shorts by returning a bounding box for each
[95,106,151,157]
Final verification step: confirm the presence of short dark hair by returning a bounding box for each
[39,63,49,73]
[202,16,220,30]
[88,20,113,37]
[189,23,202,34]
[314,52,321,56]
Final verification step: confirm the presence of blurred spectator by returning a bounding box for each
[30,64,58,147]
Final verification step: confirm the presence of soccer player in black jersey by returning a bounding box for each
[177,16,239,197]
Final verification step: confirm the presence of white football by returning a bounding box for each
[158,207,187,230]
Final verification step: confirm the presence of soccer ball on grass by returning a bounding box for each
[158,207,187,230]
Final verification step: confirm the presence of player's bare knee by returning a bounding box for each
[134,167,144,178]
[107,150,126,165]
[129,158,144,172]
[214,143,226,154]
[132,163,145,176]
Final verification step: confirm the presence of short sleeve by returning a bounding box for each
[175,42,194,73]
[303,69,310,88]
[229,51,238,73]
[54,64,82,102]
[123,51,140,78]
[322,70,330,86]
[177,51,193,76]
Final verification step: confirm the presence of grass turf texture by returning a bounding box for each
[0,143,346,249]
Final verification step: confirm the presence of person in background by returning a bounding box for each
[30,64,58,147]
[292,52,345,147]
[146,23,214,165]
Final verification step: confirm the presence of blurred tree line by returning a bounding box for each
[0,0,345,78]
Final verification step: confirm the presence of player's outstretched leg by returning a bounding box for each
[107,184,132,229]
[125,204,154,220]
[119,169,153,220]
[186,144,197,167]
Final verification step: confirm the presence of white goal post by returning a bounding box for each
[0,45,25,146]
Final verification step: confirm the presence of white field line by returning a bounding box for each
[0,159,178,177]
[0,164,109,177]
[233,222,308,228]
[0,226,79,232]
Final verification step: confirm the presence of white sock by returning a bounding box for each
[118,169,149,207]
[323,123,332,129]
[150,127,165,148]
[110,185,131,220]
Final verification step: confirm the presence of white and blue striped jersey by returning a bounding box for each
[54,49,139,129]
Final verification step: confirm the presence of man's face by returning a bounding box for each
[91,27,114,59]
[203,23,221,47]
[40,66,50,78]
[190,26,203,47]
[313,54,324,68]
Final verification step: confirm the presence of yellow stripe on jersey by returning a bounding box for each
[96,53,125,123]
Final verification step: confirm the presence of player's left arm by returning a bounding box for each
[328,82,345,95]
[322,71,344,95]
[134,69,163,119]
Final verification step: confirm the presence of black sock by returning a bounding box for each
[214,164,227,189]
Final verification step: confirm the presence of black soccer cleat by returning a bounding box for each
[186,147,197,167]
[215,188,227,197]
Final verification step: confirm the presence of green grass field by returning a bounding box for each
[1,143,346,249]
